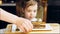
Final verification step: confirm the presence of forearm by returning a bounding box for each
[0,8,19,24]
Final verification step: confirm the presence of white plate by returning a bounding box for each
[32,24,52,31]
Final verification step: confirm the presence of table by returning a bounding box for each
[4,23,60,34]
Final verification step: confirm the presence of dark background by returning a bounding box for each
[0,0,60,29]
[47,0,60,23]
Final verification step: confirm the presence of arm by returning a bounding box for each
[0,8,33,32]
[0,8,20,24]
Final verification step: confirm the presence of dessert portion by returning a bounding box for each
[32,22,46,29]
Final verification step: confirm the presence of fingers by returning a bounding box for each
[22,23,29,32]
[18,24,25,32]
[25,23,32,32]
[28,21,33,29]
[24,19,33,32]
[16,18,33,33]
[25,20,33,31]
[18,21,32,32]
[26,19,33,29]
[21,19,33,32]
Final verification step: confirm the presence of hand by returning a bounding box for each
[15,17,33,33]
[0,8,33,33]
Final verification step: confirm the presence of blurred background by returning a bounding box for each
[0,0,60,29]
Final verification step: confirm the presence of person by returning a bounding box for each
[12,0,39,32]
[16,0,38,21]
[0,8,33,32]
[16,0,42,22]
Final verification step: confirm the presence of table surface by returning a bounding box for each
[0,23,60,34]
